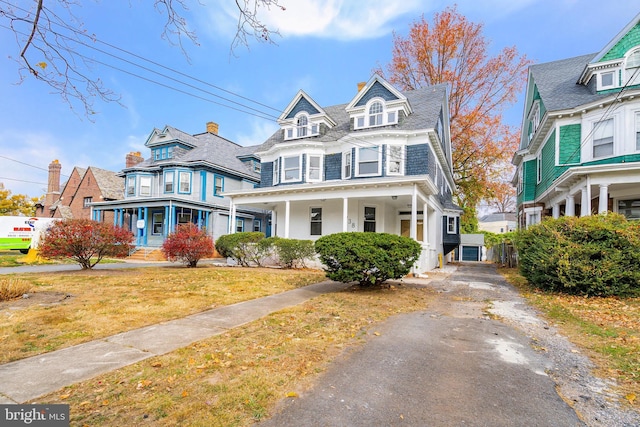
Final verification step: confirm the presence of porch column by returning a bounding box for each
[164,206,170,237]
[580,187,589,217]
[411,185,418,240]
[229,201,236,234]
[599,185,609,214]
[422,201,429,243]
[171,205,177,233]
[342,198,349,232]
[137,207,143,246]
[271,210,277,237]
[284,200,291,238]
[143,207,148,245]
[565,195,575,217]
[552,203,560,219]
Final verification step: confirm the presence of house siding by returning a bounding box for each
[325,153,342,181]
[406,144,429,175]
[285,97,320,119]
[600,23,640,61]
[536,131,556,197]
[355,81,398,106]
[523,159,537,202]
[559,124,581,164]
[260,161,274,188]
[582,153,640,167]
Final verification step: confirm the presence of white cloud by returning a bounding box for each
[202,0,427,41]
[234,119,278,147]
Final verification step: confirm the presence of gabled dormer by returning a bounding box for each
[145,125,196,162]
[578,12,640,92]
[278,90,337,141]
[345,74,412,130]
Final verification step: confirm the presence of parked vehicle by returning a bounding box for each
[0,216,57,253]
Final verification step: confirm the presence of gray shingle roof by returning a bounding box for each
[530,53,610,111]
[130,126,261,179]
[479,212,517,223]
[90,167,124,200]
[255,83,448,153]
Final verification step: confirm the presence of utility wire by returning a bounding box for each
[0,155,70,178]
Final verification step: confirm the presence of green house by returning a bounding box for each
[513,13,640,227]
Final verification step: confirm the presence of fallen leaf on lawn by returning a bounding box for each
[374,332,381,336]
[136,380,152,390]
[182,390,189,398]
[151,361,162,368]
[59,394,70,400]
[79,401,90,407]
[626,393,636,404]
[286,392,298,398]
[102,400,109,406]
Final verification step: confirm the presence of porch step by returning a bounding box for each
[127,248,167,262]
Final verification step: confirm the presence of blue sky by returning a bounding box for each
[0,0,638,198]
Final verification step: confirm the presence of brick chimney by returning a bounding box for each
[206,121,219,135]
[44,160,62,209]
[357,81,366,92]
[126,151,144,168]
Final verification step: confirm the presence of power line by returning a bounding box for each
[0,176,47,185]
[0,155,70,178]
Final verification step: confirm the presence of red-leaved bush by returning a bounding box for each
[39,219,135,269]
[161,223,214,267]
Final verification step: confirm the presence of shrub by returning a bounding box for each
[215,232,267,267]
[39,219,134,269]
[314,232,421,287]
[162,224,214,267]
[0,278,32,301]
[514,214,640,296]
[267,237,316,269]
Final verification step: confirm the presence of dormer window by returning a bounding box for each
[353,98,400,130]
[297,115,308,137]
[625,49,640,86]
[283,113,320,140]
[369,101,383,126]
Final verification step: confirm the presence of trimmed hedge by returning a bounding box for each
[514,214,640,297]
[314,232,421,287]
[265,237,316,269]
[215,232,267,267]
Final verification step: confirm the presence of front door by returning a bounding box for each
[400,219,423,242]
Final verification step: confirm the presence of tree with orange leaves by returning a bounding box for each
[378,6,530,231]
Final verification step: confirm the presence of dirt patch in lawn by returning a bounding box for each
[0,291,73,311]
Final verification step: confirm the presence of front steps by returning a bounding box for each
[127,248,167,261]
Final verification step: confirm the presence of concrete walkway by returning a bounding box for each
[0,280,349,404]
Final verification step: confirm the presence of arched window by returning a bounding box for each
[368,101,383,126]
[297,115,308,137]
[625,49,640,86]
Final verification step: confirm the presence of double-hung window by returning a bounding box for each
[625,49,640,85]
[593,118,614,158]
[283,155,301,182]
[297,115,308,138]
[447,216,457,234]
[369,101,383,126]
[126,176,135,197]
[140,176,152,196]
[178,171,191,193]
[273,159,280,185]
[357,146,380,176]
[342,151,352,179]
[310,207,322,235]
[152,212,163,235]
[214,175,224,197]
[387,145,404,175]
[164,171,174,193]
[253,219,261,232]
[307,155,322,182]
[635,113,640,151]
[236,218,244,232]
[83,197,92,208]
[364,207,376,232]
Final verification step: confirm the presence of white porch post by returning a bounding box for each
[580,187,589,217]
[342,197,349,232]
[422,201,429,243]
[229,201,236,234]
[599,184,609,214]
[284,200,290,238]
[565,195,575,217]
[272,209,277,237]
[552,203,560,219]
[411,185,418,240]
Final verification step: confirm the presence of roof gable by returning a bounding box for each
[278,90,336,127]
[145,125,197,148]
[593,13,640,63]
[345,74,409,113]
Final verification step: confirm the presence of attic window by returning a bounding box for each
[283,114,320,140]
[625,49,640,86]
[354,99,399,130]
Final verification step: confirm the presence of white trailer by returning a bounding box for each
[0,216,58,253]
